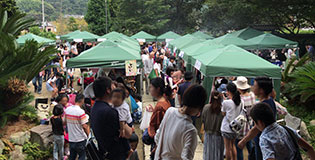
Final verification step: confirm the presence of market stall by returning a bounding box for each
[247,33,298,49]
[17,33,55,46]
[65,31,100,42]
[156,31,181,42]
[131,31,156,43]
[211,33,256,50]
[229,27,264,40]
[192,31,214,40]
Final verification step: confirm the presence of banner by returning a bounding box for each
[125,60,137,76]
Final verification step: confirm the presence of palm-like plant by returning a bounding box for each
[0,8,57,127]
[281,53,310,83]
[284,62,315,110]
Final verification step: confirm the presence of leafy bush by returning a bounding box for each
[284,62,315,110]
[21,105,38,123]
[0,94,34,128]
[0,154,7,160]
[23,142,51,160]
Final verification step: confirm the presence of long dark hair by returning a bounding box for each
[226,83,241,106]
[210,91,222,114]
[150,77,172,99]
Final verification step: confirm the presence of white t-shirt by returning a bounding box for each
[220,99,244,133]
[153,63,161,74]
[154,107,197,160]
[65,105,89,142]
[114,101,132,124]
[47,76,57,84]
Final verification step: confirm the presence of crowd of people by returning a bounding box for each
[31,39,315,160]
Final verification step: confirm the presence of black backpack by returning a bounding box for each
[282,125,303,160]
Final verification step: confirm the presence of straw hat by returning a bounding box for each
[233,76,251,90]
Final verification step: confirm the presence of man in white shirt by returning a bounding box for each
[142,52,154,94]
[65,94,90,160]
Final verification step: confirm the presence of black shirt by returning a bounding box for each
[51,117,64,135]
[262,98,277,119]
[177,81,192,101]
[90,101,129,160]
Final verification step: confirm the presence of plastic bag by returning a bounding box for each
[140,111,152,130]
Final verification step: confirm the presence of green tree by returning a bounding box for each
[0,0,18,17]
[67,17,79,31]
[16,0,57,22]
[29,26,56,39]
[85,0,110,35]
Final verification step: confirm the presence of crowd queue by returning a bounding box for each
[30,40,315,160]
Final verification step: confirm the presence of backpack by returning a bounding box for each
[282,125,303,160]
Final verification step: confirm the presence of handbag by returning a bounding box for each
[86,130,108,160]
[229,102,248,134]
[148,69,158,80]
[142,128,155,145]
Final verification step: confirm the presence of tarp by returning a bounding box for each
[65,31,99,42]
[99,31,138,44]
[17,33,55,46]
[191,45,281,78]
[131,31,156,42]
[192,31,214,40]
[60,30,81,40]
[247,33,298,49]
[211,34,255,50]
[229,27,264,40]
[181,40,224,65]
[169,34,205,51]
[66,40,141,68]
[157,31,181,42]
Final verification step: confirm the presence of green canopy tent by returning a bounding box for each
[66,40,142,68]
[17,33,55,46]
[192,31,214,40]
[212,33,255,50]
[131,31,156,42]
[190,45,281,100]
[60,30,81,40]
[181,40,225,71]
[247,33,298,49]
[98,31,138,44]
[157,31,181,42]
[169,34,205,56]
[229,27,264,40]
[65,31,99,42]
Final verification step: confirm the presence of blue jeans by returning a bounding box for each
[69,140,86,160]
[235,139,252,160]
[32,75,42,92]
[53,135,64,160]
[254,136,263,160]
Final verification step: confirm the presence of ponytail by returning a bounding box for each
[163,85,172,100]
[226,83,241,106]
[232,90,241,106]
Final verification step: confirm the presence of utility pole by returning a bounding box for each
[105,0,108,33]
[42,0,45,29]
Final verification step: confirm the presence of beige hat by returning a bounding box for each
[233,76,251,90]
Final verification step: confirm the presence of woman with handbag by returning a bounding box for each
[154,84,207,160]
[221,83,244,160]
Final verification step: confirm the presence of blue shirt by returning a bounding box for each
[149,46,153,53]
[260,123,300,160]
[90,101,129,160]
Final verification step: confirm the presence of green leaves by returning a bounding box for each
[284,61,315,111]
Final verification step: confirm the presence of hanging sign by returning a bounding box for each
[73,39,83,42]
[125,60,137,76]
[179,51,184,58]
[194,60,202,71]
[137,39,146,43]
[97,38,106,42]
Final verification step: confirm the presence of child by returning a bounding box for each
[128,133,139,160]
[132,94,142,123]
[50,104,64,160]
[111,88,133,137]
[250,102,315,160]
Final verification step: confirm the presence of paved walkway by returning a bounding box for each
[141,93,204,160]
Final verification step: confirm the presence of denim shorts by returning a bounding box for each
[46,82,54,92]
[222,131,237,140]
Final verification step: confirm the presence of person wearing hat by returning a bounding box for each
[233,76,256,160]
[177,71,193,106]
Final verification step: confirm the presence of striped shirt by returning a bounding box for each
[65,105,89,142]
